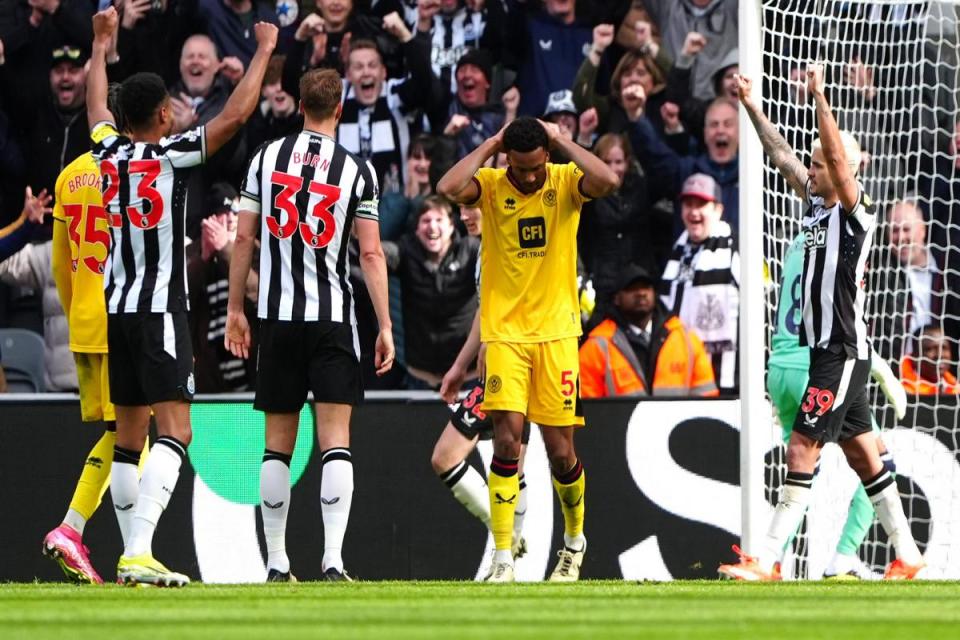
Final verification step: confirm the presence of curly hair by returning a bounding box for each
[119,72,169,131]
[107,82,126,133]
[502,116,548,154]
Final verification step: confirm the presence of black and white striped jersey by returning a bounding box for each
[239,130,379,323]
[428,8,487,94]
[799,181,876,359]
[91,121,206,314]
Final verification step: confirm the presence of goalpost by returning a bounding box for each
[741,0,960,579]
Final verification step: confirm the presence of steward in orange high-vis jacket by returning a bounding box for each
[580,264,718,398]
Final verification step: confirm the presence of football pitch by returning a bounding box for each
[2,581,960,639]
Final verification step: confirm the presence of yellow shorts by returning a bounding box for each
[74,353,115,423]
[481,338,584,427]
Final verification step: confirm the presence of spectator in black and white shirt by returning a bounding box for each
[659,173,738,393]
[336,24,445,195]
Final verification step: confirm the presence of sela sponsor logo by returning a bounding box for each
[803,225,828,249]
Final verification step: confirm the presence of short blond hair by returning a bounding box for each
[812,131,862,176]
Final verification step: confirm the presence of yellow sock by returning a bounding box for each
[68,430,117,521]
[488,456,520,551]
[552,459,585,540]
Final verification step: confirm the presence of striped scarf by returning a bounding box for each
[660,221,740,388]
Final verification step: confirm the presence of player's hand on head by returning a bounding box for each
[224,309,251,359]
[92,6,119,42]
[537,118,562,146]
[806,63,824,96]
[254,21,279,50]
[374,329,395,376]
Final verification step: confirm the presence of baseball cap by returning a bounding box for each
[51,43,89,68]
[455,49,493,84]
[617,264,658,292]
[679,173,721,203]
[543,90,577,118]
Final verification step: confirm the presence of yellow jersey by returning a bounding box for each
[473,162,589,343]
[53,152,108,353]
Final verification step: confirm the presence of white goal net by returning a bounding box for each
[756,0,960,579]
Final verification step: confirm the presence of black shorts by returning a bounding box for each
[254,319,362,413]
[449,381,531,444]
[792,344,872,444]
[107,312,194,406]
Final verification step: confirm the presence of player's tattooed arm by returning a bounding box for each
[807,64,859,213]
[734,73,807,199]
[88,8,118,130]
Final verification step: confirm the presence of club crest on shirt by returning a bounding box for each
[695,293,727,332]
[543,189,557,207]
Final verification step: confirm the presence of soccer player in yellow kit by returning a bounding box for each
[438,117,619,582]
[43,84,146,584]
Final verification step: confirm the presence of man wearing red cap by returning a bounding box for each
[660,172,739,394]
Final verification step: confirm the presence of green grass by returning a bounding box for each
[2,581,960,639]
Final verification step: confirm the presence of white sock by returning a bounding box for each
[63,509,87,536]
[440,460,490,528]
[865,470,923,565]
[827,551,859,577]
[261,452,292,573]
[110,445,141,548]
[125,437,185,557]
[760,471,814,571]
[564,534,586,552]
[514,473,528,540]
[492,549,513,566]
[320,448,353,572]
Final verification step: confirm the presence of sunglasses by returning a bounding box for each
[52,46,82,61]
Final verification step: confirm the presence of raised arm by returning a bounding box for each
[540,120,619,198]
[87,8,118,129]
[437,131,502,205]
[807,64,859,212]
[735,73,807,199]
[205,22,278,156]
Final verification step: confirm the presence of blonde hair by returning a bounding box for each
[811,131,862,176]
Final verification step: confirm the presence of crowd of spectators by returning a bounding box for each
[0,0,746,396]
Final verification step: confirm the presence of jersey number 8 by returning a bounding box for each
[268,171,341,248]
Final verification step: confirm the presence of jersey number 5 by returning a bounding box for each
[267,171,341,248]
